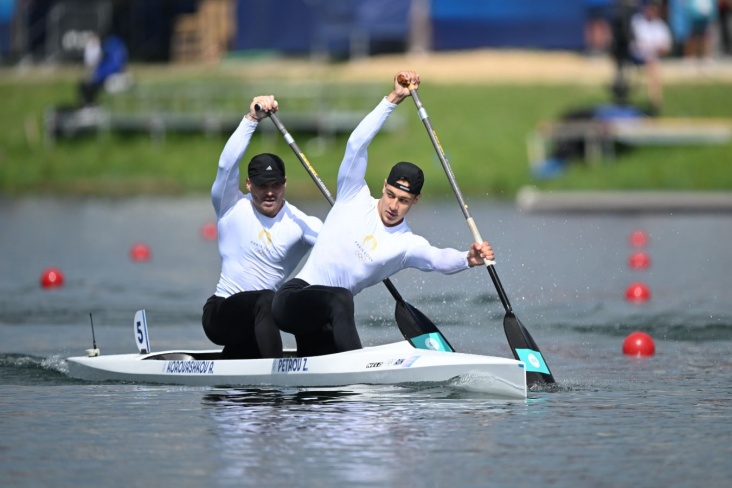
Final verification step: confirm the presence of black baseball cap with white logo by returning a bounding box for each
[387,161,424,195]
[248,153,286,186]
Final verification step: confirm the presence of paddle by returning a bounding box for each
[397,76,555,385]
[256,106,454,353]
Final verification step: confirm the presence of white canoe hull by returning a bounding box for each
[67,341,527,399]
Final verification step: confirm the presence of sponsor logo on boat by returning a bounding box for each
[366,362,383,368]
[401,356,419,367]
[272,357,309,374]
[384,356,419,368]
[165,360,214,374]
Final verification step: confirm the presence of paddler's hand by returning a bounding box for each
[247,95,277,122]
[467,241,494,267]
[387,70,419,105]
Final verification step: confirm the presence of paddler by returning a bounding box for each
[202,95,323,359]
[271,70,494,356]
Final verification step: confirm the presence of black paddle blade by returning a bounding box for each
[503,312,555,386]
[395,301,455,352]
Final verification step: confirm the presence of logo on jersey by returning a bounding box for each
[258,229,272,245]
[354,235,377,262]
[249,229,273,257]
[363,235,377,250]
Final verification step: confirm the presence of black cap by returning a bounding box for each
[386,161,424,195]
[248,153,286,186]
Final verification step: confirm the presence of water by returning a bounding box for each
[1,197,731,488]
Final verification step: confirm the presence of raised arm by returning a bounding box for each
[211,95,277,218]
[336,70,420,201]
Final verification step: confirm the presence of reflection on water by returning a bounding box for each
[201,385,519,486]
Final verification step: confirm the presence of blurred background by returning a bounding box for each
[0,0,598,63]
[1,0,729,64]
[1,0,731,199]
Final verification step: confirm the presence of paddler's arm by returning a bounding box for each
[211,95,277,219]
[335,70,420,201]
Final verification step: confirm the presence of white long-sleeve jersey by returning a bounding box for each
[212,117,323,297]
[295,98,468,296]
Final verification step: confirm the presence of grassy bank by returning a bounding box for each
[1,70,731,199]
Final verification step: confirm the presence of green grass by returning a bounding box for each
[1,76,731,198]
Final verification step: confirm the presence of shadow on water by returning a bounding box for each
[202,387,363,407]
[201,383,526,411]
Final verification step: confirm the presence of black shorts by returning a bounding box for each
[201,291,282,359]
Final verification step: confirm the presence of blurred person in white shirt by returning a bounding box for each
[630,0,672,113]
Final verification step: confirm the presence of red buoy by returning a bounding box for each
[201,222,217,240]
[130,243,151,262]
[622,331,656,357]
[625,282,651,302]
[629,230,649,247]
[628,251,651,269]
[40,267,65,289]
[41,268,64,288]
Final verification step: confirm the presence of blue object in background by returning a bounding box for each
[0,0,14,58]
[91,35,128,84]
[13,0,595,61]
[232,0,314,54]
[593,104,646,121]
[230,0,588,55]
[533,158,567,179]
[431,0,586,51]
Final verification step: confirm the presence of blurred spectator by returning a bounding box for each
[720,0,732,55]
[83,31,102,71]
[631,0,672,112]
[683,0,717,62]
[585,0,614,55]
[609,0,639,104]
[668,0,691,55]
[78,33,128,106]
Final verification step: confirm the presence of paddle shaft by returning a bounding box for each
[258,107,417,308]
[399,80,555,384]
[397,81,513,314]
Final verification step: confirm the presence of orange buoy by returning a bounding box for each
[130,242,151,262]
[622,331,655,357]
[628,251,651,269]
[625,282,651,302]
[201,222,217,240]
[40,267,65,289]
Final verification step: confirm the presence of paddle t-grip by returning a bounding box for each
[396,74,416,90]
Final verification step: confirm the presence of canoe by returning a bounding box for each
[66,310,527,399]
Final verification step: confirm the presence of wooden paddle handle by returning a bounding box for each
[396,74,416,90]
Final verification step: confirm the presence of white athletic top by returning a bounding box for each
[631,13,672,61]
[296,98,469,295]
[212,117,323,297]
